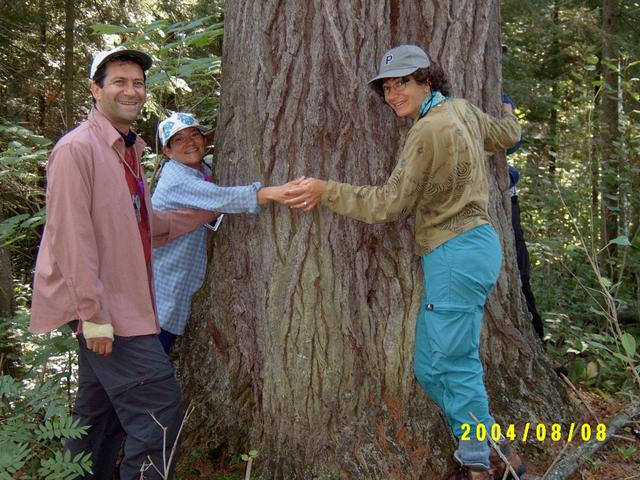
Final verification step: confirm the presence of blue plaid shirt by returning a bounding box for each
[152,159,261,335]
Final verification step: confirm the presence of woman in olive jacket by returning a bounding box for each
[286,45,525,480]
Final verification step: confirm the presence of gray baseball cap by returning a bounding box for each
[369,45,431,83]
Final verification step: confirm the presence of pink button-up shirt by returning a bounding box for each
[31,108,214,337]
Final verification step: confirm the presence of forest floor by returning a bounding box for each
[176,387,639,479]
[522,388,639,480]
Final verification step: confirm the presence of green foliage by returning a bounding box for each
[0,0,150,139]
[545,312,639,393]
[0,123,48,279]
[90,12,224,140]
[240,449,258,462]
[503,0,640,394]
[0,299,90,479]
[615,445,638,461]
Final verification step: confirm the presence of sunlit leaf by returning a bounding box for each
[90,23,138,35]
[621,333,637,358]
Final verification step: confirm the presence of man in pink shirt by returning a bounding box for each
[31,46,214,479]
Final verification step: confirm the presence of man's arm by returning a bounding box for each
[151,208,218,248]
[46,142,113,355]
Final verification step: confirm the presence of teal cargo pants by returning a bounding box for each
[414,224,502,469]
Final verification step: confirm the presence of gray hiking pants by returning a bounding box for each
[66,334,182,480]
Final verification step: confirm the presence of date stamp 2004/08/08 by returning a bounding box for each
[460,423,607,443]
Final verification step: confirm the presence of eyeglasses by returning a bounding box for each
[382,78,410,96]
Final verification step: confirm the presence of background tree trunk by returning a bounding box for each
[600,0,620,265]
[63,0,75,130]
[179,1,574,477]
[37,0,47,130]
[0,206,15,376]
[547,0,560,177]
[0,246,12,319]
[0,206,14,319]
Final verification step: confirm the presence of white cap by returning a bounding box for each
[158,112,206,147]
[89,46,152,80]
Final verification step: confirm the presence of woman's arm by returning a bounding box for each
[468,101,522,154]
[286,127,432,223]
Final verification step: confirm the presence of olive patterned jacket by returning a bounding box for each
[321,98,521,255]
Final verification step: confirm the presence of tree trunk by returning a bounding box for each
[179,2,574,478]
[0,247,12,319]
[547,0,560,177]
[37,0,47,130]
[63,0,75,130]
[600,0,620,265]
[0,206,15,376]
[0,206,14,320]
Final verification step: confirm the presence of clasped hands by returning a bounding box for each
[264,177,327,212]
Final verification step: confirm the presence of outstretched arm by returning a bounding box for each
[285,126,431,224]
[284,178,327,212]
[257,177,307,205]
[151,208,218,247]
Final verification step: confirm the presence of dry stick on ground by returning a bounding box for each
[541,399,640,480]
[244,456,253,480]
[143,403,196,479]
[468,412,521,480]
[558,374,600,424]
[540,438,573,480]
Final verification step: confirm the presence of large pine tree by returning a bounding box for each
[178,1,573,477]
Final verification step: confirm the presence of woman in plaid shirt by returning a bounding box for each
[152,112,298,353]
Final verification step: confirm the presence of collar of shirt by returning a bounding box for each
[169,159,212,180]
[88,108,147,159]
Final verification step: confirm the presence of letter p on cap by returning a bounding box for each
[385,54,393,65]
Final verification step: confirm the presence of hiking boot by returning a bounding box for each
[489,442,526,479]
[443,453,494,480]
[442,464,494,480]
[468,470,494,480]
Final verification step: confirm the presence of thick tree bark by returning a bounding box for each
[179,2,574,478]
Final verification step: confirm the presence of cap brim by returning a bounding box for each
[162,124,207,146]
[92,49,153,79]
[368,66,421,84]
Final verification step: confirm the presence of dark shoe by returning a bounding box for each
[489,443,526,479]
[443,465,493,480]
[443,454,494,480]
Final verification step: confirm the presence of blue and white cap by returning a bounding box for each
[157,112,207,146]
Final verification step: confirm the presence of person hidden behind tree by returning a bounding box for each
[502,92,544,341]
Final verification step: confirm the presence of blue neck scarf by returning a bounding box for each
[417,90,447,120]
